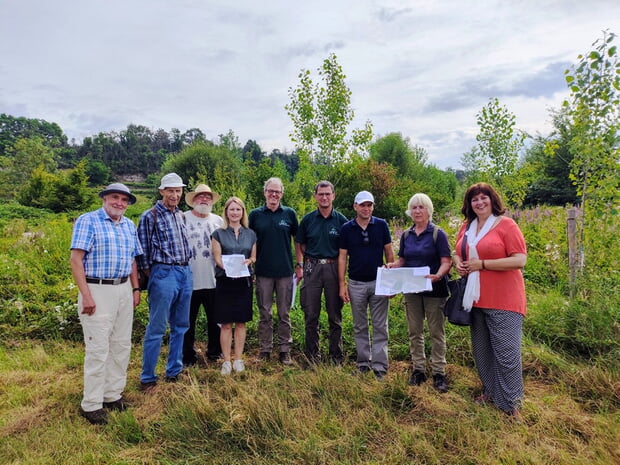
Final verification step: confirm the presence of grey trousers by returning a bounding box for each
[348,279,389,374]
[255,275,293,353]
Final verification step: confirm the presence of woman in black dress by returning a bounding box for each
[212,196,257,375]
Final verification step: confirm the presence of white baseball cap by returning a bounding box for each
[159,173,186,189]
[354,191,374,204]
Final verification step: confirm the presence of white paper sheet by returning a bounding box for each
[222,254,250,278]
[375,266,432,295]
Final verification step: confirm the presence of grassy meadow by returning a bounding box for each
[0,200,619,464]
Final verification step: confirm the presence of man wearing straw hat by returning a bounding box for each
[182,184,224,367]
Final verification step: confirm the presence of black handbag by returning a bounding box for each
[444,223,472,326]
[445,277,470,326]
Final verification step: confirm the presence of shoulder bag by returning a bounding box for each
[444,223,471,326]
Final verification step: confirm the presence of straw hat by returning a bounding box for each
[185,184,221,207]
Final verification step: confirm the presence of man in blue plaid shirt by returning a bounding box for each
[137,173,193,392]
[70,183,143,425]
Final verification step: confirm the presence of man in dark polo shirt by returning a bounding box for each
[295,180,348,364]
[338,191,393,380]
[249,177,299,365]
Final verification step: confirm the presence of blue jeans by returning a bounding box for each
[141,264,192,383]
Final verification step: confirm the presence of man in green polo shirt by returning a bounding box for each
[249,177,299,365]
[295,180,348,365]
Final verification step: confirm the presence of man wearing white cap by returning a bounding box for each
[70,183,143,424]
[338,191,393,380]
[137,173,192,391]
[182,184,224,366]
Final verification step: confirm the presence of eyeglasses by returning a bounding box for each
[361,230,369,245]
[266,189,282,195]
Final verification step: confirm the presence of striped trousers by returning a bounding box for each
[470,307,524,412]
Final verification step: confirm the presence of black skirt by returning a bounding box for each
[214,276,253,324]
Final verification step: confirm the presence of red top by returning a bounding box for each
[455,217,527,315]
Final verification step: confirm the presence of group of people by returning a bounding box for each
[70,173,527,424]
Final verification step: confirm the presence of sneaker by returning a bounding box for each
[279,352,293,366]
[139,380,157,392]
[221,361,232,375]
[80,407,108,425]
[232,359,245,373]
[103,396,130,411]
[258,351,271,361]
[408,369,427,386]
[432,373,448,393]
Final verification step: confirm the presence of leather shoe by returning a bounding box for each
[432,373,448,393]
[103,396,130,411]
[408,369,427,386]
[80,407,108,425]
[139,380,157,392]
[258,351,271,361]
[279,352,293,366]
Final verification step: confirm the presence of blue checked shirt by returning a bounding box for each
[137,200,191,270]
[70,208,143,279]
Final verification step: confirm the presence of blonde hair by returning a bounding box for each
[405,193,434,219]
[222,196,249,228]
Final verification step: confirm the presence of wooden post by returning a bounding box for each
[567,207,577,298]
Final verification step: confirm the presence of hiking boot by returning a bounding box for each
[432,373,448,393]
[165,374,179,383]
[103,396,130,411]
[258,351,271,361]
[232,359,245,373]
[279,352,293,366]
[408,369,427,386]
[80,407,108,425]
[373,370,386,382]
[221,361,232,375]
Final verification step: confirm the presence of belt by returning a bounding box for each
[86,276,128,285]
[153,261,189,267]
[305,257,337,264]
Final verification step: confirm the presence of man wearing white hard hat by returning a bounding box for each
[182,184,224,366]
[70,183,143,424]
[137,173,192,391]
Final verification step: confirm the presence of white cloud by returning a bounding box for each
[1,0,619,169]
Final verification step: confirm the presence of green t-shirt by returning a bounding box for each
[296,208,348,259]
[249,204,299,277]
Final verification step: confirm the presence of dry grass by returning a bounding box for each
[1,339,619,465]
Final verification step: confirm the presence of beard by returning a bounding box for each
[193,204,212,215]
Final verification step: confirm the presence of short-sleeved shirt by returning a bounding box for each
[399,222,451,297]
[137,200,191,269]
[455,217,527,314]
[339,216,392,282]
[249,204,298,277]
[71,207,143,279]
[296,208,348,259]
[212,226,257,278]
[186,211,224,290]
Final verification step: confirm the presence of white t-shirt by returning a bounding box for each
[185,210,224,290]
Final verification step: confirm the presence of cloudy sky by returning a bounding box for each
[1,1,619,169]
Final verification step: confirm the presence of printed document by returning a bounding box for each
[375,266,432,295]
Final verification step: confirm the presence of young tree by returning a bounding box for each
[563,30,620,282]
[463,98,526,202]
[285,53,373,172]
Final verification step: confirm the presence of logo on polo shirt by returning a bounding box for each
[329,227,340,236]
[278,220,290,228]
